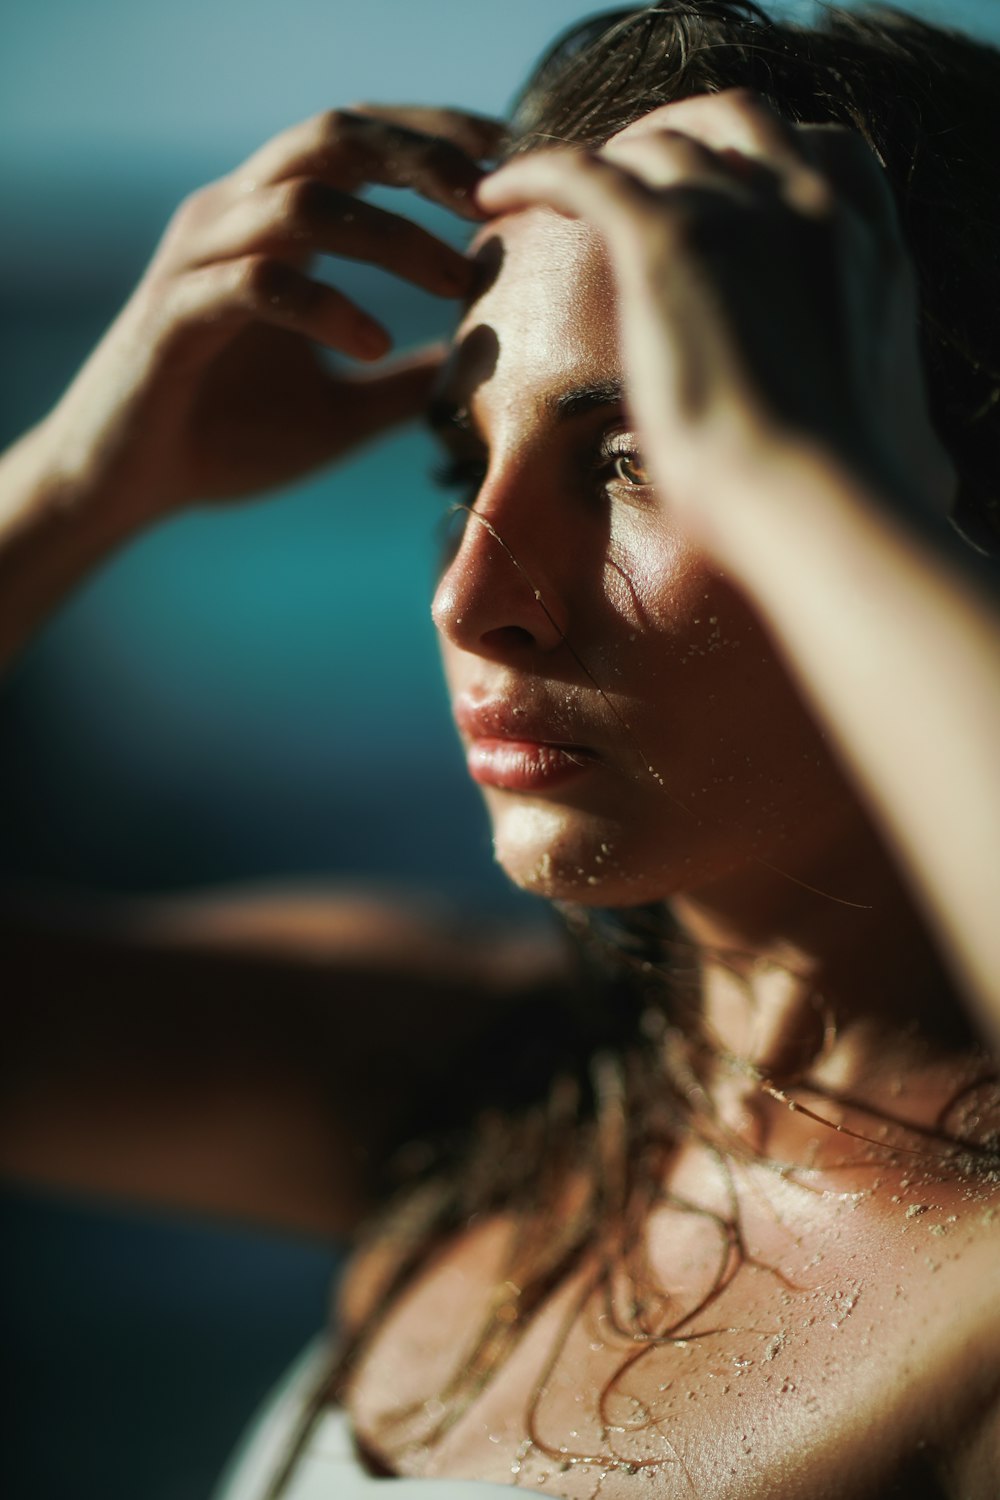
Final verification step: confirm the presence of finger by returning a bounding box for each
[171,256,393,362]
[337,344,447,446]
[618,90,802,167]
[614,91,832,215]
[346,105,508,163]
[235,109,489,219]
[477,147,649,234]
[189,179,474,297]
[602,128,741,192]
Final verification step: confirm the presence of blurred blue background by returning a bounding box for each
[2,2,999,1497]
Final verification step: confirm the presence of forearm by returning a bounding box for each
[0,415,150,670]
[0,890,569,1230]
[0,912,404,1235]
[715,443,1000,1044]
[0,108,490,674]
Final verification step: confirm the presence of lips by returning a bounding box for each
[453,695,600,791]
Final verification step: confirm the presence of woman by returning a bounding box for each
[2,2,999,1496]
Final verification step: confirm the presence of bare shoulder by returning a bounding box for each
[951,1381,1000,1499]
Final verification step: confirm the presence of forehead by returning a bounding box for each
[448,208,621,414]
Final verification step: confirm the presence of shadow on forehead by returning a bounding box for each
[428,323,501,432]
[466,234,505,308]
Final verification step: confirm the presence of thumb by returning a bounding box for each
[337,344,446,447]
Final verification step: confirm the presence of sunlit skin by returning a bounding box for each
[2,77,999,1498]
[376,214,999,1490]
[431,207,959,1099]
[434,210,846,896]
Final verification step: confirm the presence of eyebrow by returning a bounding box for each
[553,378,625,420]
[426,378,625,436]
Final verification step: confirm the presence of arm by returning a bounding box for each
[700,447,1000,1050]
[0,106,502,668]
[0,107,518,1229]
[480,91,1000,1048]
[0,886,566,1235]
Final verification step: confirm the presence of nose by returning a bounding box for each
[431,474,570,657]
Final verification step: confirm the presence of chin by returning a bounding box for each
[489,798,681,907]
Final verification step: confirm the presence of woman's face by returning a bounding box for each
[431,207,854,907]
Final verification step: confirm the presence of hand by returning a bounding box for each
[41,106,504,519]
[478,91,955,554]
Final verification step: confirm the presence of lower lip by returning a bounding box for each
[466,738,597,791]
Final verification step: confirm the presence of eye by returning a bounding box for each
[599,431,652,491]
[612,451,650,487]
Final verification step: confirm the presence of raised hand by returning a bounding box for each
[39,106,504,519]
[478,91,955,557]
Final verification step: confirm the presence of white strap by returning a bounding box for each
[213,1338,537,1499]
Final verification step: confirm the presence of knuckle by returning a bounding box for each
[281,176,329,229]
[719,86,763,114]
[152,269,225,350]
[796,170,838,218]
[576,148,617,182]
[315,106,354,144]
[239,254,294,306]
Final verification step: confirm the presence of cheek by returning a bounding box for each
[598,509,834,796]
[596,507,749,691]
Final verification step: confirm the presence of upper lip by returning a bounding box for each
[453,694,598,752]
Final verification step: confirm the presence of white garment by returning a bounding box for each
[213,1338,541,1498]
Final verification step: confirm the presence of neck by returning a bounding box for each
[667,805,976,1112]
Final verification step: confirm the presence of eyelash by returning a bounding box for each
[430,456,487,497]
[429,434,651,504]
[598,433,651,490]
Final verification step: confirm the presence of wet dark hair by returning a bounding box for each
[509,0,1000,557]
[273,6,1000,1488]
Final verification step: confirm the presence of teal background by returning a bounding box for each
[2,3,999,1497]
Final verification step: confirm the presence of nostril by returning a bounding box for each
[481,625,536,651]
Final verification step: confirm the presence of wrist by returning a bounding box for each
[0,413,163,670]
[19,401,172,542]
